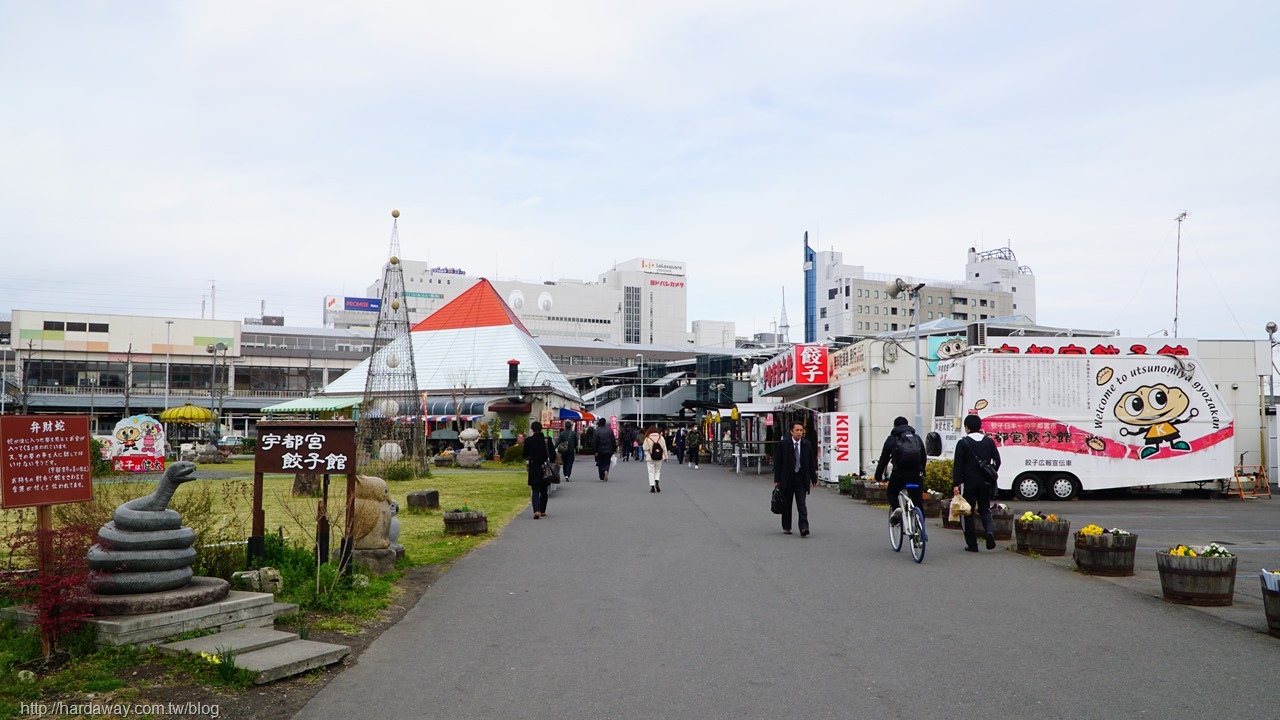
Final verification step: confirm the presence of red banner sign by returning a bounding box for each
[1,415,93,509]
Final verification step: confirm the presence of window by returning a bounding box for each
[892,323,898,331]
[827,288,839,300]
[66,322,87,332]
[824,323,829,331]
[890,307,898,316]
[980,299,988,307]
[874,307,879,315]
[928,311,934,320]
[875,322,880,330]
[1012,286,1017,292]
[874,290,880,299]
[856,289,862,298]
[844,286,850,296]
[89,323,109,333]
[43,321,64,331]
[844,303,849,310]
[927,296,933,304]
[975,272,980,278]
[819,308,827,318]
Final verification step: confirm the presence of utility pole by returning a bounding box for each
[1173,212,1187,337]
[21,341,32,414]
[123,344,133,417]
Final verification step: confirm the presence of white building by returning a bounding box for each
[349,258,707,347]
[813,246,1036,343]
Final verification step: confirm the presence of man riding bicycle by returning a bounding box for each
[874,416,927,527]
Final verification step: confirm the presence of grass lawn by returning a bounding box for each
[2,458,532,571]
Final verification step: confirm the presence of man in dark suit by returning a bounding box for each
[774,422,818,537]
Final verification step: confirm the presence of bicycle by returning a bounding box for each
[888,483,927,563]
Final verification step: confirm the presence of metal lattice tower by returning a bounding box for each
[357,209,426,467]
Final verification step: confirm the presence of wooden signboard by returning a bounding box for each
[251,421,357,567]
[1,415,93,509]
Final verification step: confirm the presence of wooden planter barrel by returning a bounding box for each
[990,511,1014,541]
[442,510,488,535]
[864,483,888,505]
[1073,533,1137,576]
[939,499,961,529]
[850,481,866,501]
[921,497,942,519]
[1261,582,1280,637]
[1156,552,1236,606]
[1015,520,1071,556]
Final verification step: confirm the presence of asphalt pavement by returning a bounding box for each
[297,457,1280,720]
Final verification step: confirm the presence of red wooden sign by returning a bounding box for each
[1,415,93,509]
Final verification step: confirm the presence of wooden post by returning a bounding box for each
[316,473,331,568]
[247,471,265,566]
[338,471,356,573]
[36,505,54,656]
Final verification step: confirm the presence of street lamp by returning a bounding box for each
[589,377,600,416]
[206,342,226,442]
[636,354,644,430]
[887,278,927,431]
[164,321,173,416]
[1268,322,1277,406]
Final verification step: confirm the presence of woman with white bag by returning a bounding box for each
[952,414,1002,552]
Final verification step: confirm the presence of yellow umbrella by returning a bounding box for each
[160,402,215,424]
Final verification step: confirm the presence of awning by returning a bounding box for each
[160,402,215,423]
[261,396,364,413]
[425,414,482,422]
[557,408,596,421]
[734,402,783,415]
[779,386,838,409]
[650,371,688,386]
[423,397,492,415]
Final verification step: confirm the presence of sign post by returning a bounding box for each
[253,421,356,570]
[0,415,94,655]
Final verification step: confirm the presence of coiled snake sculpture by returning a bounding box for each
[87,461,201,595]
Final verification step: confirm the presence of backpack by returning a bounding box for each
[649,438,664,461]
[891,431,924,474]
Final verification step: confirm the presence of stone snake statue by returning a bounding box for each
[88,461,201,595]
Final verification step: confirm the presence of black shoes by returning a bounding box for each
[650,486,656,493]
[964,546,979,552]
[783,529,792,535]
[800,529,809,537]
[656,482,661,493]
[986,532,997,550]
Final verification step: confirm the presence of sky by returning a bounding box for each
[2,1,1278,348]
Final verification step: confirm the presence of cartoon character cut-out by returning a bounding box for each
[936,338,967,360]
[140,420,160,453]
[115,425,141,452]
[1114,383,1198,459]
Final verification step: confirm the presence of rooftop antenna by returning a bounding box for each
[1173,211,1188,337]
[209,280,216,320]
[778,286,790,345]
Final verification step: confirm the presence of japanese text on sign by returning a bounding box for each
[1,416,93,509]
[254,422,357,475]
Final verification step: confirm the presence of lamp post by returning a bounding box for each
[887,278,927,431]
[1266,322,1277,478]
[206,342,226,442]
[636,353,644,430]
[590,377,600,416]
[164,320,173,416]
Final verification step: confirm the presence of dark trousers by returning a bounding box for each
[961,482,994,549]
[595,452,611,479]
[780,482,810,532]
[561,452,575,479]
[674,444,685,464]
[530,484,549,513]
[887,474,924,513]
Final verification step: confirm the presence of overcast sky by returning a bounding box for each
[2,1,1277,345]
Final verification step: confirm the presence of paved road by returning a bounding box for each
[298,459,1280,719]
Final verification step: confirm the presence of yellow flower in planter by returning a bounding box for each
[1080,524,1104,536]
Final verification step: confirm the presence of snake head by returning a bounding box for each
[165,461,199,484]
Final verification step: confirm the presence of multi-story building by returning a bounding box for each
[351,258,707,347]
[810,246,1037,343]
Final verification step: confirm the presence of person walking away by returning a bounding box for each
[874,416,927,532]
[641,425,668,493]
[685,425,702,469]
[673,426,687,465]
[620,426,633,462]
[635,427,645,461]
[522,421,554,519]
[557,421,579,482]
[593,417,616,481]
[953,413,1002,551]
[773,422,817,536]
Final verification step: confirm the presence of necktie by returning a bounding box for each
[794,441,801,472]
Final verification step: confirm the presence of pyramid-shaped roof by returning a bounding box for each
[412,279,531,334]
[322,279,579,401]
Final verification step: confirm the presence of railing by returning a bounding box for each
[23,385,310,400]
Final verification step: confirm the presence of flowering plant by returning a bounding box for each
[1079,524,1132,537]
[1018,511,1060,523]
[991,502,1010,512]
[1262,570,1280,592]
[1167,543,1234,558]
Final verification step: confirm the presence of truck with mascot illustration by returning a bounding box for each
[928,337,1234,500]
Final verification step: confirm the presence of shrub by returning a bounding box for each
[501,443,525,464]
[89,438,113,478]
[924,459,954,495]
[362,459,430,482]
